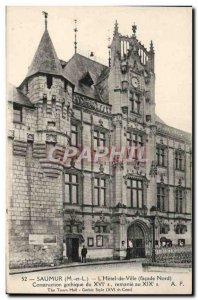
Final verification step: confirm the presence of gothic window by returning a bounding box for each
[175,150,185,171]
[156,146,166,167]
[127,132,144,160]
[130,93,141,114]
[13,103,22,123]
[175,189,184,213]
[65,173,79,204]
[95,225,107,233]
[94,177,106,206]
[157,185,165,212]
[94,130,106,150]
[127,179,143,208]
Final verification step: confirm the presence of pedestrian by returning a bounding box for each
[81,245,87,263]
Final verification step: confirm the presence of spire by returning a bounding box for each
[26,29,63,79]
[132,22,137,37]
[108,34,111,67]
[150,40,154,53]
[74,19,78,54]
[42,11,48,31]
[114,20,119,36]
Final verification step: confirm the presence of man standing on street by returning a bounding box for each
[81,245,87,263]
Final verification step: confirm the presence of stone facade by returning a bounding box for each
[7,20,192,268]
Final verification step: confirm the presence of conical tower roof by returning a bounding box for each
[26,29,64,78]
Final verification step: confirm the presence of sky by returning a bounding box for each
[6,6,192,133]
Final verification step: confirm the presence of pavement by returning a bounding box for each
[9,258,145,275]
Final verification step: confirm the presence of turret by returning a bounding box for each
[18,13,74,137]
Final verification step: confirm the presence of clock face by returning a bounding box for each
[131,77,139,88]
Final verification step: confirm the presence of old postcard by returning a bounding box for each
[6,6,192,295]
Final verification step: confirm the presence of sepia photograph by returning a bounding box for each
[6,6,192,295]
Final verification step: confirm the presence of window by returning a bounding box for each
[13,104,22,123]
[71,124,78,147]
[65,225,71,233]
[65,173,79,204]
[96,235,103,247]
[156,146,166,167]
[160,224,169,234]
[94,131,106,150]
[47,121,56,127]
[94,178,107,206]
[87,237,94,247]
[178,239,185,247]
[175,189,183,213]
[127,132,144,160]
[94,225,108,233]
[157,185,166,212]
[130,93,141,114]
[46,75,53,89]
[176,225,187,235]
[175,151,184,171]
[127,179,143,208]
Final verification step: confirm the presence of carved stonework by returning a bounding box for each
[46,134,57,143]
[8,130,14,139]
[27,133,34,141]
[98,119,103,126]
[112,161,124,169]
[149,125,157,137]
[112,213,127,225]
[73,93,111,114]
[112,114,122,127]
[149,160,157,177]
[99,163,104,173]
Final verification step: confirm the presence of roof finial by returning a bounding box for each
[42,11,48,31]
[74,19,78,54]
[132,22,137,37]
[114,20,119,36]
[108,35,111,67]
[150,40,154,53]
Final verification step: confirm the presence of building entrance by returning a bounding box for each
[66,237,79,262]
[127,222,146,258]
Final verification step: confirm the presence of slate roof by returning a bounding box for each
[25,30,69,81]
[7,83,34,107]
[63,53,109,100]
[155,114,166,124]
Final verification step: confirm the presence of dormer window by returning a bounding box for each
[79,72,94,87]
[46,75,53,89]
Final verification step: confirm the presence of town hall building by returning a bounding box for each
[7,16,192,268]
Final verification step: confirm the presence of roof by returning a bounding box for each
[26,30,66,80]
[63,53,109,100]
[155,114,166,124]
[7,83,34,108]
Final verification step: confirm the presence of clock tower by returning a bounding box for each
[108,22,156,259]
[108,21,155,125]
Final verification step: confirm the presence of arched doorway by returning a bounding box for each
[127,221,148,258]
